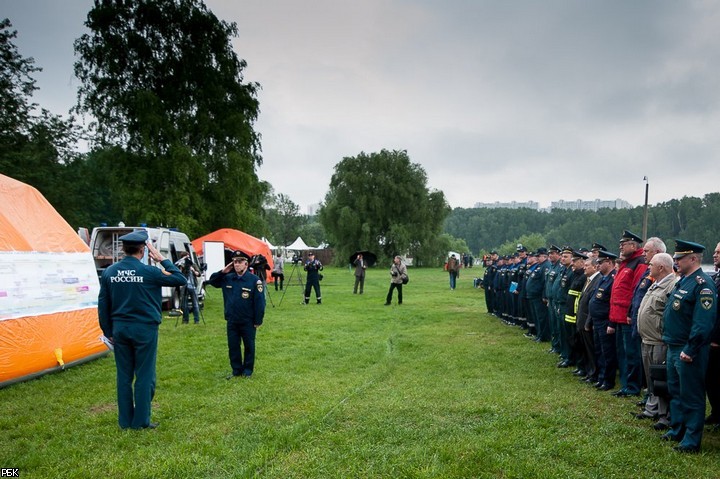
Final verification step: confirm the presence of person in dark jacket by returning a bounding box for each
[577,256,602,384]
[207,250,266,378]
[303,251,323,304]
[98,230,187,429]
[353,253,367,294]
[589,250,618,391]
[706,242,720,427]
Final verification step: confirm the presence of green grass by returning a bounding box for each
[1,266,719,478]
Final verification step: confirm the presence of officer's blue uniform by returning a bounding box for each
[207,268,266,377]
[98,231,186,429]
[526,256,550,341]
[588,270,617,388]
[662,243,716,451]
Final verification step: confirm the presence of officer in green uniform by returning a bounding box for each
[662,240,717,453]
[98,230,187,430]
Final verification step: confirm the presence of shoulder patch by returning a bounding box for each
[701,296,714,311]
[700,288,713,295]
[257,281,264,293]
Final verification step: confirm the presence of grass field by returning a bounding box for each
[1,266,719,478]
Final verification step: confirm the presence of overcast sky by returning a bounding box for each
[5,0,720,212]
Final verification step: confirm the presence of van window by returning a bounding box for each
[158,231,170,257]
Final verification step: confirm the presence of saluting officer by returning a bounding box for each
[662,240,717,453]
[207,250,266,378]
[98,230,187,429]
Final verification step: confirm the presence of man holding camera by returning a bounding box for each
[304,251,323,304]
[175,251,201,324]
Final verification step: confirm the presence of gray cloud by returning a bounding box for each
[5,0,720,212]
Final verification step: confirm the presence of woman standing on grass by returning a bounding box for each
[385,255,407,305]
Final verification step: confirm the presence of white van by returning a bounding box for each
[89,226,204,310]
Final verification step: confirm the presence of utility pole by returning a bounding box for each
[642,176,649,241]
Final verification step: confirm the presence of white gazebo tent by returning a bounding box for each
[286,236,312,251]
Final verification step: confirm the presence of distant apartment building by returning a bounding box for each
[473,200,540,210]
[307,203,322,216]
[550,198,632,211]
[473,198,632,212]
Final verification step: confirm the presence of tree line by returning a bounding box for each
[444,194,720,257]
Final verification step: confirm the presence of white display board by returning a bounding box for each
[0,252,100,321]
[203,241,226,281]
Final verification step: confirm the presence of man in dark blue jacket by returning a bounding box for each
[207,250,266,378]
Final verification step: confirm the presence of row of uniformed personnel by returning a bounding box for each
[481,232,719,453]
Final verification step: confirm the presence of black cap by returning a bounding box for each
[561,245,573,254]
[572,250,588,260]
[619,230,643,244]
[672,239,705,259]
[516,244,527,252]
[536,247,548,255]
[597,250,619,261]
[591,242,607,252]
[548,244,561,253]
[489,250,498,255]
[118,230,148,244]
[232,250,250,261]
[308,251,315,256]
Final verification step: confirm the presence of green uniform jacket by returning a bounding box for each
[98,256,187,337]
[662,268,717,359]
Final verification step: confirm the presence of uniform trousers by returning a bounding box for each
[666,345,710,449]
[112,321,158,429]
[615,323,643,394]
[227,321,257,376]
[593,319,617,387]
[529,297,549,341]
[705,345,720,420]
[548,300,561,352]
[304,278,321,303]
[641,342,668,418]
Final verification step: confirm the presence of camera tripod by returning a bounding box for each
[277,260,305,306]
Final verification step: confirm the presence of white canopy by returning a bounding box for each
[262,236,276,250]
[286,236,312,250]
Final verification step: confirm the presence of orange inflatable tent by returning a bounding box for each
[0,174,106,388]
[192,228,274,270]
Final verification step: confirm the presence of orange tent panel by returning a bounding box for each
[0,174,106,388]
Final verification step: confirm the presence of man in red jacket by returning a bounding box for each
[607,230,648,397]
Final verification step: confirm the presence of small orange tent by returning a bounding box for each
[191,228,274,270]
[0,174,106,388]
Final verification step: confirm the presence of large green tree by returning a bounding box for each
[73,0,266,237]
[319,149,450,265]
[0,19,90,227]
[264,193,307,247]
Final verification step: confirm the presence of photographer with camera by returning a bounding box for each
[249,254,271,291]
[175,251,201,324]
[304,251,323,304]
[385,255,407,306]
